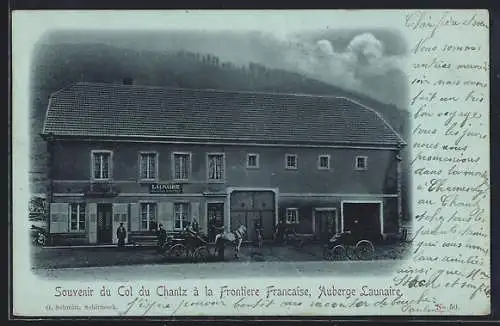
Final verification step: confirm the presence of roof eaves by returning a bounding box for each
[46,133,401,147]
[42,82,81,135]
[339,96,407,146]
[41,96,55,136]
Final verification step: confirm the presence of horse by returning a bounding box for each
[214,225,247,259]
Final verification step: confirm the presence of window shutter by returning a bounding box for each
[113,204,129,243]
[130,203,140,231]
[59,203,69,233]
[108,153,113,179]
[164,202,174,231]
[88,203,97,244]
[49,203,57,233]
[50,203,69,233]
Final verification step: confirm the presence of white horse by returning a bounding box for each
[214,225,247,259]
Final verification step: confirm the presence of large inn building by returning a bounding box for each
[41,82,406,246]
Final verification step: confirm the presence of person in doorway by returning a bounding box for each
[351,218,363,239]
[208,217,217,243]
[254,220,264,248]
[157,224,167,251]
[117,223,127,248]
[273,218,285,244]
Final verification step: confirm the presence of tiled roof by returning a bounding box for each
[42,82,405,146]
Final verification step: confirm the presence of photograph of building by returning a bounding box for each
[28,27,412,272]
[41,81,406,246]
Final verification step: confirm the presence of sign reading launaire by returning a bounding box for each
[149,183,183,194]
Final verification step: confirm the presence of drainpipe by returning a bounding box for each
[225,187,232,233]
[45,133,54,245]
[395,143,403,235]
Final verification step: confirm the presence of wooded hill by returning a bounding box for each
[30,43,410,193]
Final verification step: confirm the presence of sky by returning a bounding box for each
[40,28,409,109]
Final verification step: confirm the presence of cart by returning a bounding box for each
[160,231,217,262]
[323,231,375,261]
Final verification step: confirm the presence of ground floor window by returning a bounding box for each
[70,203,86,231]
[140,202,157,231]
[174,203,189,230]
[286,208,299,224]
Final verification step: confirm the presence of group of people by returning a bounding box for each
[157,220,202,249]
[273,219,294,243]
[120,216,361,249]
[115,219,203,249]
[116,217,366,248]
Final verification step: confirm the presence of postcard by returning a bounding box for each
[11,9,490,317]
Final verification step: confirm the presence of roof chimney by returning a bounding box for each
[122,77,134,85]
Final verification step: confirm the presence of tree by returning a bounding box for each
[29,196,48,221]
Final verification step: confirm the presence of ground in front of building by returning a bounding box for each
[31,242,411,270]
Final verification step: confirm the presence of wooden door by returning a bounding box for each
[97,204,113,244]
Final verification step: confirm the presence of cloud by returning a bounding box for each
[280,32,407,107]
[347,33,383,62]
[316,39,335,56]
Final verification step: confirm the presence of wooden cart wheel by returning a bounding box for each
[193,246,210,262]
[324,244,346,261]
[346,245,357,260]
[158,243,169,255]
[169,243,187,259]
[331,245,347,261]
[355,240,375,260]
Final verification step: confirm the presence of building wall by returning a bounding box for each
[51,140,398,194]
[278,196,398,235]
[47,140,400,245]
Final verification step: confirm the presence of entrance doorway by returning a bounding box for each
[314,208,337,241]
[97,204,113,244]
[230,190,275,241]
[341,201,382,241]
[207,202,224,242]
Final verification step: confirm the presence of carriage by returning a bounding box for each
[322,231,376,261]
[159,224,247,262]
[159,231,216,262]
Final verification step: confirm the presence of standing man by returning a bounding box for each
[191,219,199,233]
[254,220,264,248]
[157,224,167,251]
[208,217,216,243]
[117,222,127,248]
[274,218,285,244]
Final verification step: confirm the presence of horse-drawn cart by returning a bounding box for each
[323,231,376,261]
[159,231,217,262]
[157,224,247,262]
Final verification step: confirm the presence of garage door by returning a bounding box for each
[342,202,382,241]
[230,191,275,241]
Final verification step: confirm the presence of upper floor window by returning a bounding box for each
[286,208,299,224]
[92,150,112,180]
[140,202,157,231]
[318,155,330,170]
[285,154,298,170]
[173,152,191,180]
[174,202,189,230]
[69,203,86,232]
[246,153,260,169]
[139,152,158,180]
[208,153,225,181]
[355,156,368,170]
